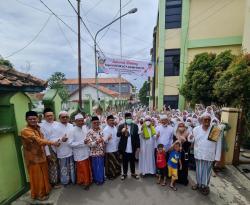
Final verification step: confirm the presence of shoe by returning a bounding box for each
[131,174,140,180]
[121,175,127,180]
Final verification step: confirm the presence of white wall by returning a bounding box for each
[70,86,111,101]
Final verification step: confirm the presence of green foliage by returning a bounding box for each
[213,54,250,108]
[47,72,69,102]
[0,57,13,68]
[180,50,235,106]
[139,81,149,106]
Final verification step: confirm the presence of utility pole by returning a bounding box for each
[77,0,82,110]
[119,0,122,99]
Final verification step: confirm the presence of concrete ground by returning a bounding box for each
[12,165,250,205]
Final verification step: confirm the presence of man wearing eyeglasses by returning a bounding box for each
[188,112,222,195]
[53,111,75,186]
[40,108,60,188]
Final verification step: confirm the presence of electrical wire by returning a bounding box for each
[5,14,52,58]
[55,18,75,53]
[84,0,104,17]
[66,0,106,57]
[38,0,94,50]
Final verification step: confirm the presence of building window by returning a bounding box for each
[165,0,182,29]
[164,49,180,76]
[164,95,179,109]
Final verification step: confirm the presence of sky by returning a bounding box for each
[0,0,158,89]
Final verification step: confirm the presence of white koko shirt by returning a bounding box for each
[53,122,74,159]
[155,125,174,150]
[103,125,119,153]
[189,125,222,162]
[68,125,90,161]
[40,121,59,156]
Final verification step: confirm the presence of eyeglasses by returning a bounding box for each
[61,116,69,119]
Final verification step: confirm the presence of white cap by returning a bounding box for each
[201,112,212,119]
[145,115,151,120]
[160,114,168,120]
[75,113,84,120]
[59,111,68,117]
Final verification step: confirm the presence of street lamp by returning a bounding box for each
[94,8,138,103]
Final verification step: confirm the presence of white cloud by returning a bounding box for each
[0,0,158,89]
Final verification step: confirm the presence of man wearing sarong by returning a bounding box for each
[40,108,60,187]
[86,116,105,185]
[139,115,156,176]
[189,112,222,195]
[68,113,92,190]
[103,115,121,180]
[21,111,60,201]
[53,111,75,185]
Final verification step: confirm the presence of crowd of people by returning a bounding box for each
[21,105,223,201]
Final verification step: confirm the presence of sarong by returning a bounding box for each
[91,156,105,184]
[76,158,92,185]
[59,156,76,185]
[195,159,213,187]
[105,152,121,179]
[28,162,51,199]
[47,147,59,185]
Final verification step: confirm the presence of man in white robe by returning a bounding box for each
[189,112,222,195]
[139,115,156,176]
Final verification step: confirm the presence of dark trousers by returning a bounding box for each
[122,152,135,175]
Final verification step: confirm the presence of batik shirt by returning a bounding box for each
[86,129,105,157]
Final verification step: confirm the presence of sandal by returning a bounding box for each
[121,175,127,181]
[161,182,167,186]
[131,174,140,180]
[192,184,199,190]
[169,185,177,191]
[37,196,49,201]
[201,187,210,195]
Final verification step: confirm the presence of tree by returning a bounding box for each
[214,54,250,108]
[179,50,234,106]
[0,56,13,68]
[139,81,149,106]
[47,72,69,102]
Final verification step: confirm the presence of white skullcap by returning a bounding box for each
[75,113,84,120]
[145,115,151,120]
[59,111,68,117]
[160,114,168,120]
[201,112,212,119]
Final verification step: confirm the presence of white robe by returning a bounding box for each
[139,127,156,175]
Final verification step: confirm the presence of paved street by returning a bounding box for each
[57,175,213,205]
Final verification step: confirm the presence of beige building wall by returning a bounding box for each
[164,77,179,95]
[189,0,245,40]
[165,29,181,49]
[242,0,250,52]
[187,45,242,63]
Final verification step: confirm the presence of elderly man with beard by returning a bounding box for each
[68,113,92,190]
[189,112,222,195]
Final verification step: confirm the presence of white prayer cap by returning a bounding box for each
[160,114,168,120]
[75,113,84,120]
[145,115,151,120]
[201,112,212,119]
[59,111,68,117]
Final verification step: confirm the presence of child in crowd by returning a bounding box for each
[168,141,182,191]
[156,144,167,186]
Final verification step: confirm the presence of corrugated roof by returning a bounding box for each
[64,77,130,85]
[0,65,46,92]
